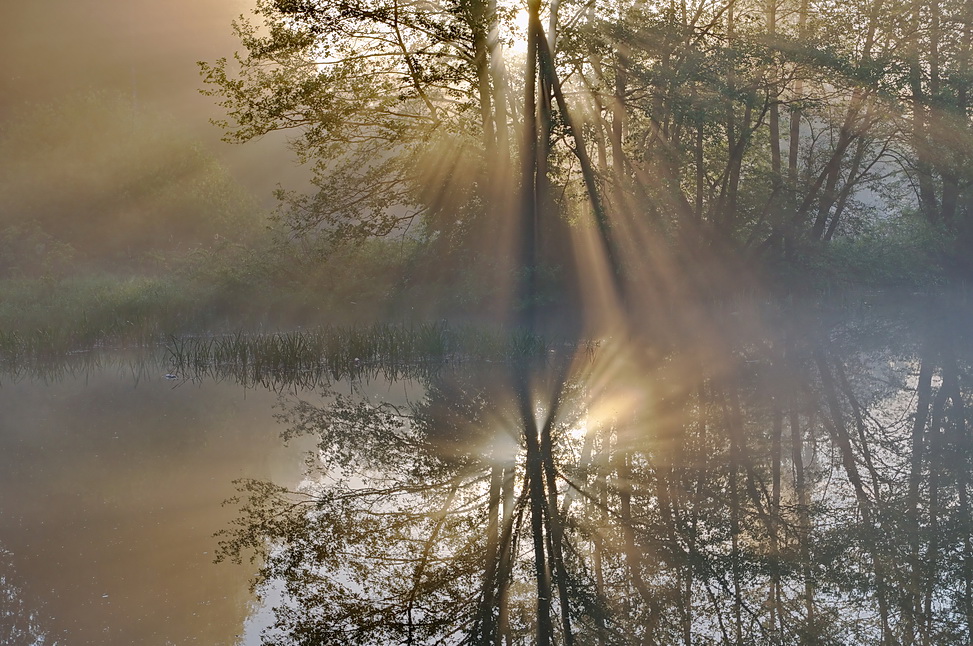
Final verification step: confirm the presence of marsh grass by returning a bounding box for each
[164,323,554,387]
[0,263,569,385]
[0,274,196,369]
[0,321,561,389]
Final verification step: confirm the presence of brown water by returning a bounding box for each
[0,360,321,645]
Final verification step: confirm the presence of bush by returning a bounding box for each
[787,215,948,291]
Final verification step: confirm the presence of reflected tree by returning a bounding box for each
[204,1,973,644]
[218,300,973,645]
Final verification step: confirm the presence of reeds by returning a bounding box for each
[163,323,553,387]
[0,315,572,389]
[0,333,161,384]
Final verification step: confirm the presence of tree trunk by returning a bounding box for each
[909,0,939,221]
[477,464,504,644]
[814,345,893,645]
[790,406,817,642]
[905,351,933,644]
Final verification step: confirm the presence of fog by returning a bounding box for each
[0,0,302,207]
[4,1,973,644]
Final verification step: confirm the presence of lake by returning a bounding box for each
[0,355,421,645]
[2,298,973,645]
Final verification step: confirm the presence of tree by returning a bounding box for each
[205,4,973,643]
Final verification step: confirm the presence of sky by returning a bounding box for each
[0,0,302,202]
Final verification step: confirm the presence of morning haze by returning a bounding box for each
[1,0,299,207]
[3,0,973,645]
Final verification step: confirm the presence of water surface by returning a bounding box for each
[0,359,318,645]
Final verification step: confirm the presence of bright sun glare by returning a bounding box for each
[509,6,530,54]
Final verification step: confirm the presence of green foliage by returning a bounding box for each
[198,0,493,246]
[796,215,949,290]
[0,274,195,358]
[0,223,546,362]
[193,0,973,301]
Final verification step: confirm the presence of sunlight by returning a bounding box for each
[13,0,973,642]
[509,5,530,54]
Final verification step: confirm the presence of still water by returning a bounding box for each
[0,357,416,645]
[3,298,973,645]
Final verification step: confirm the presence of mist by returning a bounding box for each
[0,0,303,211]
[4,1,973,645]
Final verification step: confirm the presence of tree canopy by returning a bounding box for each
[201,0,973,292]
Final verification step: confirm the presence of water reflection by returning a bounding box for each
[222,297,973,646]
[3,298,972,644]
[0,361,323,646]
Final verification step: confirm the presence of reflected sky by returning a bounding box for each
[1,299,970,644]
[0,364,316,645]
